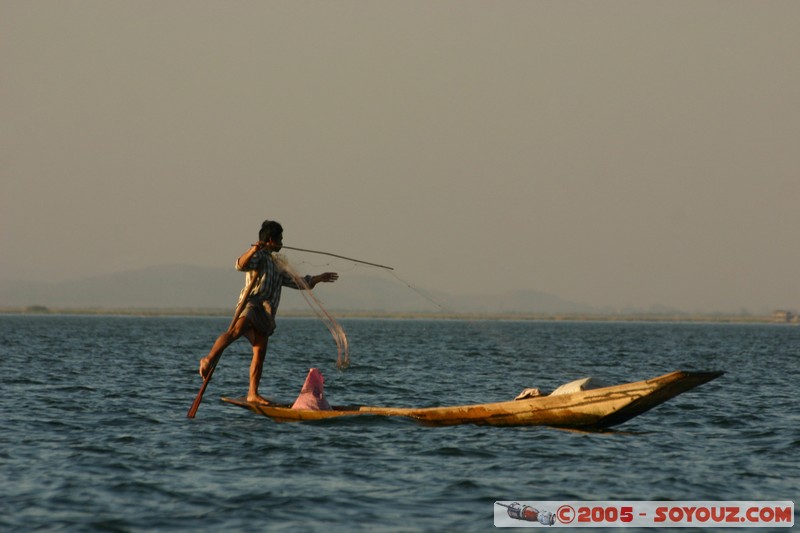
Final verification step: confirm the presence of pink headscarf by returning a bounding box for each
[291,368,332,410]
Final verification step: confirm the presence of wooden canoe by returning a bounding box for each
[221,370,723,429]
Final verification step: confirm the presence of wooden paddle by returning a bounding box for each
[186,269,261,418]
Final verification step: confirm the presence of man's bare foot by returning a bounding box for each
[246,394,271,405]
[199,358,213,380]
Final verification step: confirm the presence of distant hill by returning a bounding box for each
[0,265,243,310]
[0,264,595,314]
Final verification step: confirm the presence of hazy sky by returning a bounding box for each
[2,1,798,313]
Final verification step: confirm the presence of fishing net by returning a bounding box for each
[273,254,350,369]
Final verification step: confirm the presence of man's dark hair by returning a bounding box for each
[259,220,283,242]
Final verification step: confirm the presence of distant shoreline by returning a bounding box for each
[0,306,793,324]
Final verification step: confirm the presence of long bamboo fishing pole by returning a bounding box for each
[282,246,394,271]
[186,270,261,419]
[287,245,446,313]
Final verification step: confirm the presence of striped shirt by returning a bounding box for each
[236,250,311,316]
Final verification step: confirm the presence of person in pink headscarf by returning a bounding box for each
[291,368,332,410]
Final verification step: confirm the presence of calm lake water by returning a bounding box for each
[1,315,797,531]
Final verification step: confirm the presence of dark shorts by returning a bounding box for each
[241,302,276,337]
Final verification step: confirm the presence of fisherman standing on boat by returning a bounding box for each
[198,220,338,405]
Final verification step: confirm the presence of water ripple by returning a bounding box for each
[1,317,797,532]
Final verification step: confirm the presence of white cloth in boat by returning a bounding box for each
[514,387,544,400]
[515,377,598,400]
[550,377,596,396]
